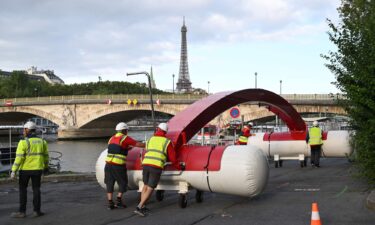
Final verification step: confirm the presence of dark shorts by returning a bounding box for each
[142,165,162,189]
[104,163,128,193]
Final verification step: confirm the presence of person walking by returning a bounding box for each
[237,122,254,145]
[10,121,49,218]
[134,123,180,217]
[306,121,323,167]
[105,122,145,210]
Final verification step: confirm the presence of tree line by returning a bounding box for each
[0,71,166,98]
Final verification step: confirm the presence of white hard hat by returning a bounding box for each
[313,121,319,127]
[115,122,129,131]
[24,121,36,130]
[158,123,168,132]
[248,122,253,127]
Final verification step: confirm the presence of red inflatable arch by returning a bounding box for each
[166,88,306,150]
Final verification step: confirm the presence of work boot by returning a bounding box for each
[134,207,146,217]
[107,200,115,210]
[31,211,45,218]
[115,199,127,208]
[10,212,26,218]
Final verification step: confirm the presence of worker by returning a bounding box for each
[134,122,180,217]
[10,121,49,218]
[237,122,254,145]
[306,121,323,167]
[105,122,145,210]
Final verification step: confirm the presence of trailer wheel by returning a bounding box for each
[279,160,283,167]
[179,194,188,208]
[303,158,307,167]
[274,161,279,168]
[195,190,203,203]
[156,190,164,202]
[300,161,305,168]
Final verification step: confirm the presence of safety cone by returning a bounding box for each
[311,202,322,225]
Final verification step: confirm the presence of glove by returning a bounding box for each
[10,171,16,180]
[180,162,186,171]
[43,168,50,176]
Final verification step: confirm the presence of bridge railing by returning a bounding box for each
[0,93,344,104]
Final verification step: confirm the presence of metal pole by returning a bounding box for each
[207,81,210,94]
[127,72,156,130]
[280,80,282,95]
[255,72,257,88]
[172,74,175,94]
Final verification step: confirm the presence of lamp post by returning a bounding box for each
[172,74,175,94]
[126,71,156,130]
[207,81,210,95]
[255,72,257,89]
[34,88,38,97]
[279,80,282,95]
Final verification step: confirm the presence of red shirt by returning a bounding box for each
[143,130,179,170]
[107,133,137,165]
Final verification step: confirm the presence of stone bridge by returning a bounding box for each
[0,93,346,139]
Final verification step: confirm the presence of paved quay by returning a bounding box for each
[0,158,374,225]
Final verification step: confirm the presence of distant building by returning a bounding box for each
[0,66,64,84]
[25,66,64,84]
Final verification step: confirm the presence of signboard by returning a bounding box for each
[156,99,161,105]
[229,107,240,118]
[5,100,13,107]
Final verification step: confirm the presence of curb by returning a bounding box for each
[366,190,375,211]
[0,173,96,185]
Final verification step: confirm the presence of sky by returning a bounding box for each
[0,0,342,94]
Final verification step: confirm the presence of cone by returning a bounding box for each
[311,202,322,225]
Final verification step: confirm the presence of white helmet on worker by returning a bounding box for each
[248,122,253,127]
[313,121,319,127]
[24,121,36,130]
[158,123,168,132]
[115,122,129,131]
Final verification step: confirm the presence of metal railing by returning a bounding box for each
[0,93,344,105]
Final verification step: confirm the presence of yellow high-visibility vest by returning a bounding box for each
[106,133,128,165]
[308,127,323,145]
[142,136,170,168]
[238,136,248,144]
[12,137,49,171]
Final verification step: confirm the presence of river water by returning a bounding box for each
[1,131,154,173]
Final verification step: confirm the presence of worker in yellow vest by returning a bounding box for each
[237,122,254,145]
[105,122,145,210]
[10,121,49,218]
[306,121,323,168]
[134,123,180,217]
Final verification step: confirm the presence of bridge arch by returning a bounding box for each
[0,106,62,126]
[78,104,180,128]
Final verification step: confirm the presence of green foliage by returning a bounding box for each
[323,0,375,184]
[0,71,165,98]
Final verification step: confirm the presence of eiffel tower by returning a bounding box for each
[176,17,192,93]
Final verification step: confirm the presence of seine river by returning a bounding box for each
[1,131,154,173]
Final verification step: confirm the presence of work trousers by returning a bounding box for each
[18,170,43,213]
[310,145,322,166]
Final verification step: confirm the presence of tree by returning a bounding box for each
[323,0,375,184]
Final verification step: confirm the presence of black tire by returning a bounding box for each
[178,194,188,208]
[156,190,164,202]
[279,160,283,167]
[300,161,304,168]
[195,190,203,203]
[303,158,307,167]
[274,161,279,168]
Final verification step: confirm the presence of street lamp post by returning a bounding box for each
[207,81,210,94]
[126,71,156,130]
[279,80,282,95]
[255,72,257,89]
[172,74,175,94]
[34,88,38,97]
